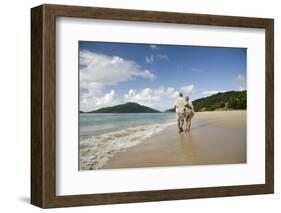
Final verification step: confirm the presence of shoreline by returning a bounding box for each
[79,118,176,170]
[102,110,246,169]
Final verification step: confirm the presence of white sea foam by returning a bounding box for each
[80,121,174,170]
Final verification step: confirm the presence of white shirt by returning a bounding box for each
[175,97,187,113]
[185,101,194,113]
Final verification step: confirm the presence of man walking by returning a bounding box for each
[174,92,187,133]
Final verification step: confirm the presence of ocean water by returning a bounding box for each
[79,113,176,170]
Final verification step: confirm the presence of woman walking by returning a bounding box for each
[184,96,195,132]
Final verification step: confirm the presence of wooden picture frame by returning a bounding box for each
[31,4,274,208]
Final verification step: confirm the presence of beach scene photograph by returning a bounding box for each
[79,41,247,170]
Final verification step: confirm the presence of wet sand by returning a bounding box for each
[103,111,246,169]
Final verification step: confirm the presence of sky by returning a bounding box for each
[79,41,246,112]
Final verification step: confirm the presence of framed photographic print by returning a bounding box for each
[31,4,274,208]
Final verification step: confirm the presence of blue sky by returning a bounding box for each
[79,41,246,112]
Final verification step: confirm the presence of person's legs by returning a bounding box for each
[177,118,181,129]
[184,116,187,132]
[177,113,184,133]
[180,116,184,130]
[187,117,192,132]
[185,115,190,132]
[176,113,182,132]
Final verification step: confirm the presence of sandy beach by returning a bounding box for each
[102,110,246,169]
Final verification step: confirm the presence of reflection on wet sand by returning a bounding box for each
[103,111,246,169]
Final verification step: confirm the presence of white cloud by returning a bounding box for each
[124,87,179,109]
[124,88,160,107]
[156,54,168,60]
[134,69,155,80]
[80,90,120,112]
[153,87,166,96]
[180,84,195,94]
[145,55,154,64]
[145,54,168,64]
[81,84,195,111]
[149,44,158,49]
[122,85,194,110]
[96,90,116,106]
[153,87,179,98]
[79,49,198,111]
[80,50,155,86]
[235,74,246,90]
[79,50,156,111]
[166,88,180,98]
[202,90,225,96]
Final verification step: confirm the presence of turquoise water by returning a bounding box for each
[79,113,176,169]
[80,113,175,137]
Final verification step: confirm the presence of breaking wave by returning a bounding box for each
[80,121,174,170]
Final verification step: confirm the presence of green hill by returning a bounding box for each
[165,90,246,112]
[164,108,175,112]
[88,102,161,113]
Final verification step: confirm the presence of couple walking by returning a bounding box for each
[174,92,195,133]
